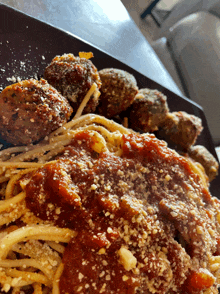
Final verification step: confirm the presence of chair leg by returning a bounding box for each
[140,0,161,19]
[151,9,171,26]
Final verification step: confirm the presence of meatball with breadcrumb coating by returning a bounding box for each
[129,88,169,132]
[98,68,138,118]
[159,111,203,150]
[188,145,219,181]
[44,53,101,114]
[0,78,73,146]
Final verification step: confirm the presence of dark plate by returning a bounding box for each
[0,4,219,195]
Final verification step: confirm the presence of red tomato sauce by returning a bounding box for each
[23,131,218,293]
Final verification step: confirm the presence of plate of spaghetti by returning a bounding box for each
[0,4,220,294]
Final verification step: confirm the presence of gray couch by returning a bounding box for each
[151,0,220,145]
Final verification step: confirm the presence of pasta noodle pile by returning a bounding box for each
[0,102,219,293]
[0,113,134,293]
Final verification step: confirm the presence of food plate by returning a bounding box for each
[0,3,219,195]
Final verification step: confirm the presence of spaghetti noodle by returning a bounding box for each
[0,113,134,294]
[0,110,219,294]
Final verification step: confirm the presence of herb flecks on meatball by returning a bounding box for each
[188,145,219,181]
[0,78,73,146]
[159,111,203,150]
[98,68,138,118]
[129,88,169,133]
[44,53,101,114]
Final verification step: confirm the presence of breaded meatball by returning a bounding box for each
[0,78,73,146]
[129,88,169,132]
[159,111,203,150]
[188,145,219,181]
[98,68,138,118]
[44,53,101,114]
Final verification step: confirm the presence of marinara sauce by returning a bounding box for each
[24,131,219,293]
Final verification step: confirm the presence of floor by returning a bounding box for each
[121,0,159,42]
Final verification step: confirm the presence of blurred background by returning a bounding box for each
[121,0,180,42]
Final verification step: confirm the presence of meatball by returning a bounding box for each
[188,145,219,181]
[159,111,203,150]
[129,88,169,132]
[98,68,138,118]
[44,53,101,114]
[0,78,73,146]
